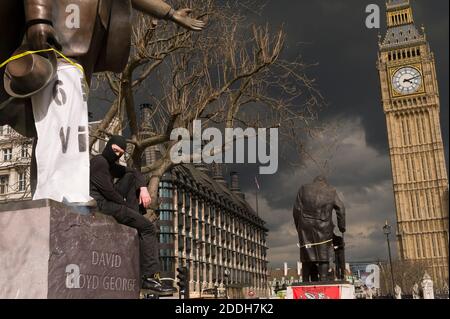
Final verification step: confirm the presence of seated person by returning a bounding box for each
[90,135,176,296]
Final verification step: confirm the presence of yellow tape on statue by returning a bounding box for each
[298,239,333,249]
[0,48,85,77]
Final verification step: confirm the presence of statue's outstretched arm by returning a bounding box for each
[131,0,205,31]
[24,0,60,50]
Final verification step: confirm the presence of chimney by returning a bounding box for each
[230,171,245,200]
[212,163,228,187]
[140,103,152,131]
[194,141,212,175]
[230,172,240,192]
[139,103,161,167]
[194,163,210,174]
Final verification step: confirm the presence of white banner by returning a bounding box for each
[31,62,91,203]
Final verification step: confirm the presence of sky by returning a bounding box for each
[227,0,449,269]
[89,0,449,270]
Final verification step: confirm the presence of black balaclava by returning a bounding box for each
[102,135,127,165]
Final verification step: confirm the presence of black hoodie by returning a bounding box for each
[90,136,146,207]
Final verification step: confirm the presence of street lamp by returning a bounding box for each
[383,220,395,297]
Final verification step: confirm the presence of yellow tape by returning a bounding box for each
[0,48,85,77]
[298,239,333,249]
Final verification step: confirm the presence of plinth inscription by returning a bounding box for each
[0,200,140,299]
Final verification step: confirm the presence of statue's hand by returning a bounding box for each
[27,24,62,51]
[171,8,205,31]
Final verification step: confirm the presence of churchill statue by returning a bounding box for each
[293,176,346,282]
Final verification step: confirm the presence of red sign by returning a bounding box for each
[291,286,341,299]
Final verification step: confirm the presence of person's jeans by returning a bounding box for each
[99,172,160,277]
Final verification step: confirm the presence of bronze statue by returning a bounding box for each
[293,176,346,282]
[0,0,205,195]
[332,233,346,281]
[0,0,205,137]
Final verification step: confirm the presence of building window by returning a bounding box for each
[3,148,13,161]
[18,173,26,192]
[0,126,11,136]
[160,226,174,243]
[160,202,173,210]
[160,211,173,221]
[21,145,30,158]
[178,235,185,251]
[159,249,174,272]
[0,175,9,194]
[159,184,173,198]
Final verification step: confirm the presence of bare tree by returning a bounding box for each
[90,0,324,221]
[379,259,428,296]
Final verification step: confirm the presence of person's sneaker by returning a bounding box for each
[141,273,177,296]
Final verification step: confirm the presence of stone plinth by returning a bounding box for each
[286,282,355,299]
[0,200,140,299]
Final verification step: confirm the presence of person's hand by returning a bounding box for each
[171,8,205,31]
[27,24,62,51]
[139,187,152,208]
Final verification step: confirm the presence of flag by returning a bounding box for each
[255,176,260,190]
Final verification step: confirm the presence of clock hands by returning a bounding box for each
[403,75,421,83]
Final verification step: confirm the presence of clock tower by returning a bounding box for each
[377,0,449,286]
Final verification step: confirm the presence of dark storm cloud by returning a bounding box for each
[88,1,448,268]
[228,0,448,268]
[248,0,449,154]
[241,118,399,267]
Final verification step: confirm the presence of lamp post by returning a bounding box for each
[383,220,395,297]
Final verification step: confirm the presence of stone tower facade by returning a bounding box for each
[377,0,449,286]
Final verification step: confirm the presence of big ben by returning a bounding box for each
[377,0,449,286]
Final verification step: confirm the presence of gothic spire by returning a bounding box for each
[380,0,425,50]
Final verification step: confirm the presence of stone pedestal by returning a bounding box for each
[286,282,355,299]
[0,200,140,299]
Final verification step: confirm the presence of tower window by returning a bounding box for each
[18,173,26,192]
[3,148,12,161]
[417,49,421,56]
[0,175,9,194]
[407,51,411,58]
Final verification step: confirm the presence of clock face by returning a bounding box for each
[392,67,422,95]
